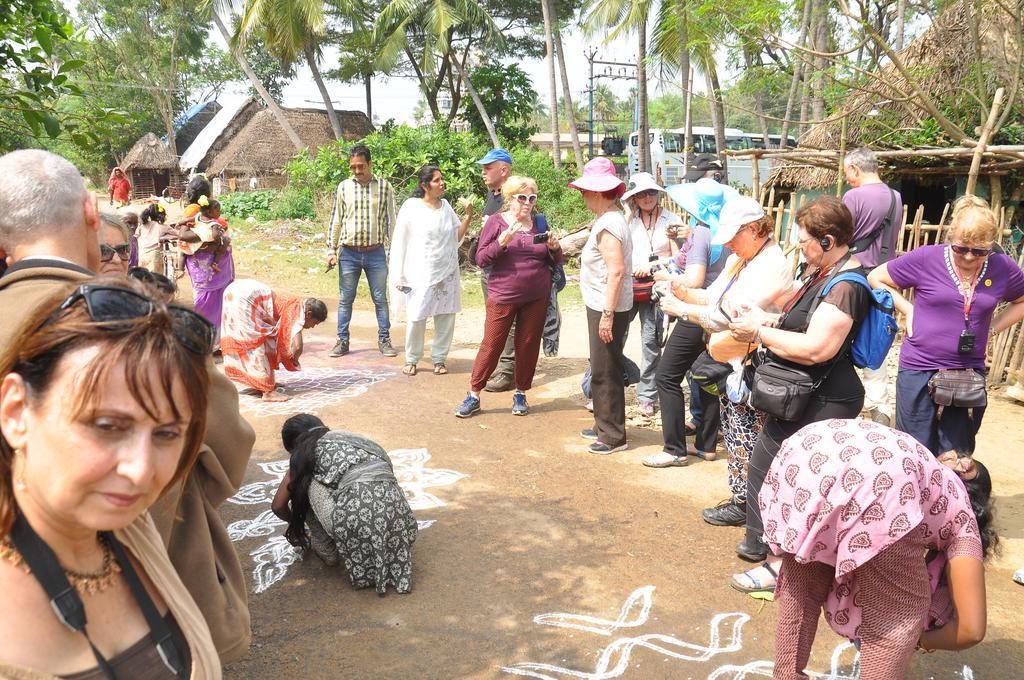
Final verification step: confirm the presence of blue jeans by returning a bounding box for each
[895,368,986,454]
[337,245,390,341]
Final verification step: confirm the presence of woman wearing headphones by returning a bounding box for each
[725,196,871,592]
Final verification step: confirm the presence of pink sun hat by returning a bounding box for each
[569,157,626,196]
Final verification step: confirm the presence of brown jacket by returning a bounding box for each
[0,260,256,662]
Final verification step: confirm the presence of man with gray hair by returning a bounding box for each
[0,148,256,662]
[0,149,101,346]
[843,147,904,426]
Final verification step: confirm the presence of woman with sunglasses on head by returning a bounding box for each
[455,176,562,418]
[869,195,1024,455]
[98,213,133,277]
[0,278,220,677]
[390,164,475,377]
[621,173,680,418]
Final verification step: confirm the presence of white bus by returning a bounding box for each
[627,128,795,190]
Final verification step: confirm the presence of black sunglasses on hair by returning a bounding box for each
[52,284,215,355]
[100,243,132,262]
[950,244,992,257]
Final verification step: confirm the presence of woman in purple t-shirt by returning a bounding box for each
[869,196,1024,454]
[455,176,563,418]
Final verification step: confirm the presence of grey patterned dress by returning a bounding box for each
[305,430,418,594]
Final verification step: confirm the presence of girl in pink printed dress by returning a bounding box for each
[760,419,995,680]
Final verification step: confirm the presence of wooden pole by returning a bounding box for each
[966,87,1005,195]
[774,198,785,242]
[751,151,762,199]
[935,202,951,245]
[991,175,1003,213]
[836,108,848,197]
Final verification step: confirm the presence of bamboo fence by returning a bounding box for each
[658,190,1024,390]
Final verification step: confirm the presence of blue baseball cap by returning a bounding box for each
[477,148,512,165]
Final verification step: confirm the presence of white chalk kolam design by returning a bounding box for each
[502,586,747,680]
[227,449,465,593]
[502,587,976,680]
[236,367,394,417]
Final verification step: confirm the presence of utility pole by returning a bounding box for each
[584,50,637,157]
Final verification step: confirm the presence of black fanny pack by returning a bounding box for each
[749,359,821,421]
[927,369,987,418]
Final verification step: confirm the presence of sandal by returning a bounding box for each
[692,449,717,462]
[403,364,417,376]
[433,363,448,375]
[730,561,779,594]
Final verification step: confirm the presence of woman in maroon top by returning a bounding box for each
[455,176,563,418]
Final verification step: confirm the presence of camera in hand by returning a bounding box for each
[957,330,976,354]
[533,232,550,244]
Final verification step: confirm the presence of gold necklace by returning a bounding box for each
[0,534,122,595]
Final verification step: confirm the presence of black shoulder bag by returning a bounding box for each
[749,255,856,421]
[849,187,897,263]
[10,512,187,679]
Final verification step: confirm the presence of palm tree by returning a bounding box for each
[541,0,562,168]
[549,0,586,170]
[198,1,303,150]
[236,0,344,140]
[650,1,729,177]
[374,0,503,146]
[582,0,653,173]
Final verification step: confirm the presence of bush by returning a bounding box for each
[219,188,316,221]
[270,187,315,220]
[285,123,592,232]
[220,190,274,220]
[287,123,488,207]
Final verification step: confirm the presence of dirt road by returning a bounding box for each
[221,301,1024,680]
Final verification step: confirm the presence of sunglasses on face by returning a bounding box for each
[100,243,132,262]
[514,194,538,204]
[635,190,659,199]
[51,284,216,355]
[950,244,992,257]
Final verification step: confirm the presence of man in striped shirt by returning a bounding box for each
[325,144,398,357]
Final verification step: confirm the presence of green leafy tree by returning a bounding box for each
[461,64,540,147]
[79,0,208,155]
[0,0,110,149]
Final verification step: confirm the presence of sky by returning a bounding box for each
[230,29,684,127]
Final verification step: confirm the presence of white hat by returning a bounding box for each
[711,196,767,246]
[621,172,665,202]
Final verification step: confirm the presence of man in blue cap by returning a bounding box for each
[476,148,518,391]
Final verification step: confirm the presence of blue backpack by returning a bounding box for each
[819,272,898,370]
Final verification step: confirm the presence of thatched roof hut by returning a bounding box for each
[207,107,373,183]
[179,97,262,174]
[122,133,183,199]
[764,0,1022,222]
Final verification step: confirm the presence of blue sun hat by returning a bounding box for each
[666,177,740,262]
[665,177,740,231]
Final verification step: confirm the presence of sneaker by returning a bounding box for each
[589,440,628,455]
[637,399,656,417]
[642,451,688,468]
[329,337,349,357]
[485,373,514,392]
[512,393,529,416]
[455,393,481,418]
[580,428,598,440]
[378,337,398,357]
[702,499,746,526]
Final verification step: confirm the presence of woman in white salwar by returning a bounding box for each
[389,165,474,375]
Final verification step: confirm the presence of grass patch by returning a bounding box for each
[228,216,585,311]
